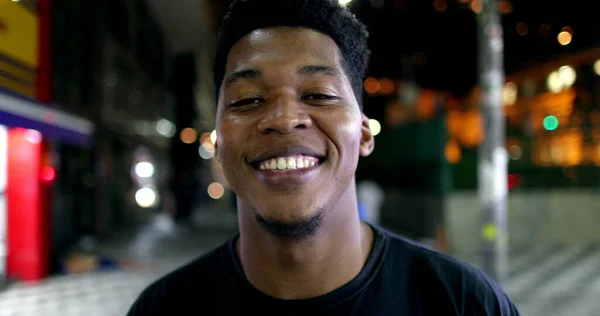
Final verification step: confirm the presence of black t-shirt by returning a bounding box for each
[127,225,520,315]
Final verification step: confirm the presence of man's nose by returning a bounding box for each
[257,96,313,134]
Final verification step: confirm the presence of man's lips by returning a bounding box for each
[247,146,327,185]
[248,145,326,168]
[257,155,320,170]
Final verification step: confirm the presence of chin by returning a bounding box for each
[253,207,325,239]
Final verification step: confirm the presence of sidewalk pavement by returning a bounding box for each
[0,208,238,316]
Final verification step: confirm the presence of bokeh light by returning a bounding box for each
[208,182,225,199]
[369,119,381,136]
[180,128,197,144]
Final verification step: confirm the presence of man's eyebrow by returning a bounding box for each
[223,69,262,89]
[298,65,344,81]
[223,65,343,89]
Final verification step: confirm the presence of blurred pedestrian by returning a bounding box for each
[357,179,384,225]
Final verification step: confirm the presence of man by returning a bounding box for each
[128,0,520,314]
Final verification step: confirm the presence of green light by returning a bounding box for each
[543,115,559,131]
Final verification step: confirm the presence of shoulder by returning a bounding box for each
[377,227,521,315]
[126,242,228,316]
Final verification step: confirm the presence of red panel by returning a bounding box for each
[6,128,47,281]
[39,140,53,280]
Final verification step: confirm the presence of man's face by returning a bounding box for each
[216,27,373,232]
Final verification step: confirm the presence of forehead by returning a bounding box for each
[225,27,345,75]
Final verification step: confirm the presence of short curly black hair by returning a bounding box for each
[213,0,370,108]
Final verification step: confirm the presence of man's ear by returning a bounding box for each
[360,113,375,157]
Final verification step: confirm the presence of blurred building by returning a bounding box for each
[0,0,95,282]
[446,47,600,189]
[0,0,207,282]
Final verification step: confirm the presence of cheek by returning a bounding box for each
[216,117,253,184]
[335,113,363,154]
[216,138,244,194]
[217,116,245,159]
[216,127,237,167]
[217,137,239,168]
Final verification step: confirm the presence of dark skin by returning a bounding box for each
[215,27,375,299]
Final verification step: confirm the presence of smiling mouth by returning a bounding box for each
[251,155,325,171]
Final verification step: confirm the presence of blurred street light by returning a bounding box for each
[135,187,157,208]
[199,143,215,159]
[156,119,175,137]
[516,22,528,36]
[547,71,562,92]
[547,66,576,93]
[368,119,381,136]
[557,31,572,46]
[40,166,56,183]
[200,132,211,144]
[470,0,482,13]
[498,0,513,14]
[180,128,197,144]
[364,77,380,95]
[508,145,522,160]
[561,26,574,36]
[134,162,155,178]
[208,182,225,199]
[379,78,395,95]
[558,65,576,87]
[434,0,447,12]
[445,141,461,164]
[503,82,517,106]
[543,115,559,131]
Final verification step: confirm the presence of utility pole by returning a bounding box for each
[477,0,508,284]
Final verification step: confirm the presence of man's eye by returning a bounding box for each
[302,94,338,101]
[230,98,263,107]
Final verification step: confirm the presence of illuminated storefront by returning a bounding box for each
[0,0,94,282]
[447,47,600,188]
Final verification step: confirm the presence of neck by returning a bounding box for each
[236,186,374,300]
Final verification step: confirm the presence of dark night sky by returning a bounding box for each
[351,0,600,97]
[213,0,600,97]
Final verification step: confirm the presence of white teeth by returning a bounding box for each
[287,157,296,169]
[259,156,320,170]
[277,157,287,170]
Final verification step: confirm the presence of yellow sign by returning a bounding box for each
[0,0,38,68]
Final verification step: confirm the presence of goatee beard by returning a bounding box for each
[253,208,324,239]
